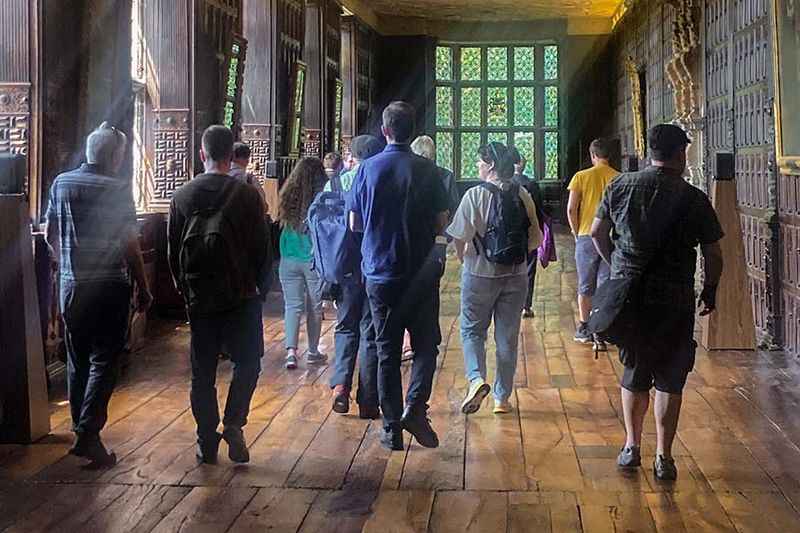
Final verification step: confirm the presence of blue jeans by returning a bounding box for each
[575,235,609,296]
[330,276,378,408]
[279,258,323,353]
[189,298,263,442]
[460,272,528,402]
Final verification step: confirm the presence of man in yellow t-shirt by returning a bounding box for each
[567,138,619,344]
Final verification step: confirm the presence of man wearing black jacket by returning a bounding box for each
[168,125,269,465]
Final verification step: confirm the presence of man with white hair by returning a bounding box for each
[411,135,460,218]
[46,122,152,468]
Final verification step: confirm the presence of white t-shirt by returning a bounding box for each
[447,178,543,278]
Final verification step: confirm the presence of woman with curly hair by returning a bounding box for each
[278,157,328,369]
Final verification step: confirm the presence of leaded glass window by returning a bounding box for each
[434,44,561,181]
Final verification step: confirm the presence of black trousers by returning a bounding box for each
[366,261,442,431]
[188,298,263,442]
[61,281,131,438]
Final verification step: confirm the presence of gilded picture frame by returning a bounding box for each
[772,0,800,174]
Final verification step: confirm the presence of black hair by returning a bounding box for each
[202,125,234,162]
[478,142,515,180]
[350,135,384,161]
[508,146,523,165]
[233,142,251,160]
[382,101,415,143]
[589,138,612,160]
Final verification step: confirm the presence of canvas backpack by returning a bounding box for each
[474,181,530,266]
[307,175,361,285]
[179,183,247,315]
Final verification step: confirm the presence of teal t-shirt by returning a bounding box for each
[323,166,358,193]
[279,225,313,262]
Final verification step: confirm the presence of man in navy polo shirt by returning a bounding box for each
[348,101,450,451]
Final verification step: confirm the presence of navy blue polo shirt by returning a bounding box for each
[348,143,449,283]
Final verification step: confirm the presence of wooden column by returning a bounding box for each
[146,0,193,212]
[340,15,357,159]
[302,0,325,158]
[0,0,40,220]
[242,0,279,215]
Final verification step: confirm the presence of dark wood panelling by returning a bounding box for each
[0,0,30,82]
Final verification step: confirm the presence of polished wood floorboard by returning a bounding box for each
[2,234,800,532]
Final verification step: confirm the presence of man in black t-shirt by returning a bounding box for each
[591,124,724,481]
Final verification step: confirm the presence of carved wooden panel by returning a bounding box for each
[241,123,271,184]
[151,109,190,209]
[0,84,30,156]
[303,128,322,159]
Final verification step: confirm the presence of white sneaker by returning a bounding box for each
[285,354,298,369]
[461,379,491,415]
[493,399,513,414]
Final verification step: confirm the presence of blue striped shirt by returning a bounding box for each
[45,163,137,284]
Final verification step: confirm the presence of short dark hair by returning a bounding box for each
[382,101,415,143]
[589,138,611,160]
[350,135,383,161]
[202,125,234,162]
[508,146,524,165]
[648,123,691,161]
[478,142,515,180]
[323,152,342,169]
[233,142,251,160]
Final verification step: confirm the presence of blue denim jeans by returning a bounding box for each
[279,258,324,354]
[460,272,528,402]
[330,276,378,408]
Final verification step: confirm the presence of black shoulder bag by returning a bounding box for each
[587,184,692,359]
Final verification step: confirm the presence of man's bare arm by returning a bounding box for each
[699,241,724,316]
[453,239,466,263]
[590,217,613,265]
[45,220,59,263]
[567,189,582,238]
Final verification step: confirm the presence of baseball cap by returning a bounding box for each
[648,124,691,157]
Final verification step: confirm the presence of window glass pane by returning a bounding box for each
[461,87,482,127]
[436,46,452,81]
[487,47,508,81]
[461,47,482,81]
[460,132,481,180]
[545,86,559,127]
[544,45,559,80]
[514,132,535,179]
[545,131,559,179]
[513,87,535,126]
[514,47,534,81]
[487,87,508,127]
[436,132,453,171]
[436,86,453,127]
[488,132,508,145]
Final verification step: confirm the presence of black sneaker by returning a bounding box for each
[332,387,350,414]
[574,322,592,344]
[358,404,380,420]
[401,407,439,449]
[654,455,678,481]
[222,427,250,463]
[379,428,404,451]
[196,432,222,465]
[81,438,117,470]
[617,445,642,467]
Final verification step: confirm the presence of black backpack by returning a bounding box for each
[474,181,530,265]
[179,185,247,315]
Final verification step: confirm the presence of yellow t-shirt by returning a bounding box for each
[567,163,619,235]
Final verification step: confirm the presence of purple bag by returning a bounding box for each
[537,216,557,268]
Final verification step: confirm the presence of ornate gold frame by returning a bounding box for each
[772,0,800,175]
[625,57,646,160]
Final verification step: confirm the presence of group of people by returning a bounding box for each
[45,101,723,482]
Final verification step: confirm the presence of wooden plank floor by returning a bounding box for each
[3,232,800,532]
